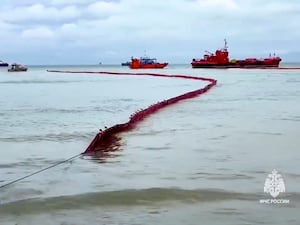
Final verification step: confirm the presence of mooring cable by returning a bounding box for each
[0,153,82,189]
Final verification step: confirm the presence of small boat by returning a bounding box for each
[121,61,130,66]
[129,57,168,69]
[8,63,28,72]
[0,60,9,67]
[191,40,281,69]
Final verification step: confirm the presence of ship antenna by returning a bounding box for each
[224,39,228,50]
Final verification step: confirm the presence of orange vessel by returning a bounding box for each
[191,40,281,68]
[129,57,168,69]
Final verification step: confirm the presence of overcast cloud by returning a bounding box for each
[0,0,299,64]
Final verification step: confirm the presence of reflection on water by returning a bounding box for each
[83,134,124,163]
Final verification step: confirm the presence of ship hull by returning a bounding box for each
[192,64,280,69]
[191,61,281,69]
[130,63,168,69]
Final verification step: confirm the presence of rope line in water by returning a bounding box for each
[46,70,217,153]
[0,153,82,189]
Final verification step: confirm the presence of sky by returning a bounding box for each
[0,0,299,65]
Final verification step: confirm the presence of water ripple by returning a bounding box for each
[0,132,94,142]
[0,188,258,215]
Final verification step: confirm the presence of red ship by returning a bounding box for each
[129,56,168,69]
[191,40,281,69]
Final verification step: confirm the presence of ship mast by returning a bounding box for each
[224,39,228,50]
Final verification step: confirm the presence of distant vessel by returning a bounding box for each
[8,63,28,72]
[121,61,130,66]
[191,40,281,68]
[0,60,9,67]
[129,57,168,69]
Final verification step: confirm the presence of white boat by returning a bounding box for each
[8,63,28,72]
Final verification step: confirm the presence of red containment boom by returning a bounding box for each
[46,70,217,154]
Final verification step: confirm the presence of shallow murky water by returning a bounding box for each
[0,65,299,224]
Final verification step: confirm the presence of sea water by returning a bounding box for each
[0,64,299,225]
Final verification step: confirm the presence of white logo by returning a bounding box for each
[263,169,285,198]
[259,169,289,204]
